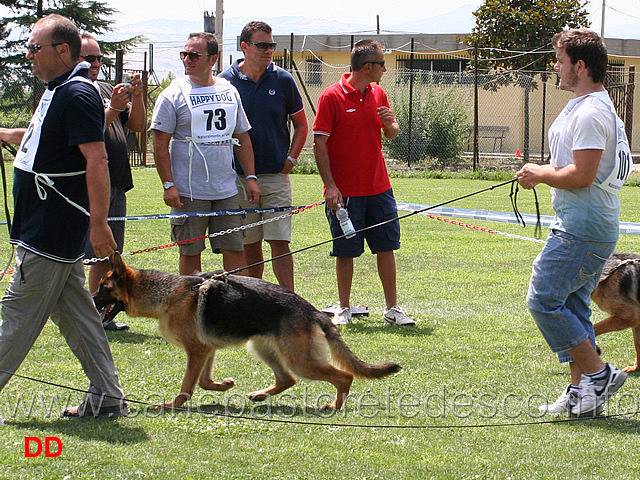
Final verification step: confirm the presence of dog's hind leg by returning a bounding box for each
[246,338,296,402]
[198,350,236,391]
[295,363,353,410]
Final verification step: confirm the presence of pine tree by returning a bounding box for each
[0,0,143,117]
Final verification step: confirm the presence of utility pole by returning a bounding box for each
[204,0,224,73]
[215,0,223,73]
[601,0,606,38]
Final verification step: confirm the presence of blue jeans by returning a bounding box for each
[526,229,616,363]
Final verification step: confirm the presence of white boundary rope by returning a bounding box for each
[396,202,640,236]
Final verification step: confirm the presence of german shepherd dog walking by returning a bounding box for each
[592,252,640,373]
[94,253,401,410]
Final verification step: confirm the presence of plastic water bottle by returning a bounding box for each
[336,204,356,239]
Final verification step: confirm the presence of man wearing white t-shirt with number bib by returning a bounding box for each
[152,32,260,275]
[516,28,631,417]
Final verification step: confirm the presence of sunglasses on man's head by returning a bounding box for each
[81,54,103,63]
[180,51,210,61]
[366,60,385,67]
[245,41,277,51]
[25,42,62,54]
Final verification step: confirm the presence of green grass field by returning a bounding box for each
[1,168,640,479]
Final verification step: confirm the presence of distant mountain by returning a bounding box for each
[605,21,640,39]
[388,4,476,34]
[105,16,375,79]
[104,8,638,80]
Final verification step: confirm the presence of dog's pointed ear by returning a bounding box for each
[110,251,126,276]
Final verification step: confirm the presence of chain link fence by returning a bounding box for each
[2,60,636,171]
[288,64,636,170]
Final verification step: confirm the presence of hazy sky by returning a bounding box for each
[103,0,640,33]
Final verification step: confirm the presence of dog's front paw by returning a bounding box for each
[222,377,236,387]
[622,364,640,373]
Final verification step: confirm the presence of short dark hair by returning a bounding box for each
[552,28,608,83]
[188,32,218,55]
[240,21,272,44]
[351,39,384,72]
[37,14,81,61]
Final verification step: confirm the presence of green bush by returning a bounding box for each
[385,76,471,167]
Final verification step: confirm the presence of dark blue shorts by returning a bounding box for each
[326,188,400,258]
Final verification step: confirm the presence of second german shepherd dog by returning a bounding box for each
[592,252,640,373]
[94,253,402,410]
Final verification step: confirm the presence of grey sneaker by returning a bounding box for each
[332,307,352,325]
[383,305,415,326]
[539,385,604,415]
[62,401,129,418]
[571,363,627,416]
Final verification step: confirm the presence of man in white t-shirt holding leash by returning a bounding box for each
[516,28,631,417]
[152,32,260,275]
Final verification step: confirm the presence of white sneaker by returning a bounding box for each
[571,363,627,416]
[383,305,415,326]
[332,307,352,325]
[539,385,574,414]
[539,385,604,415]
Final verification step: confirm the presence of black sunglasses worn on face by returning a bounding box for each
[25,42,62,54]
[366,60,386,67]
[180,51,210,61]
[81,54,103,63]
[245,41,277,51]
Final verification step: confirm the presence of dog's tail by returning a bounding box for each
[319,314,402,379]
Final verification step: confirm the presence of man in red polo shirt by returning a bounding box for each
[313,39,415,327]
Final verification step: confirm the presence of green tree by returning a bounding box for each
[464,0,590,160]
[465,0,590,88]
[384,75,471,167]
[0,0,144,111]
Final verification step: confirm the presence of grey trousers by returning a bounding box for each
[0,247,125,408]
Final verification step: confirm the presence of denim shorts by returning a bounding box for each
[326,189,400,258]
[526,229,616,363]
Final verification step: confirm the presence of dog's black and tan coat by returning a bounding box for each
[94,253,401,410]
[591,252,640,373]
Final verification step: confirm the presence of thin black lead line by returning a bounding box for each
[227,178,528,277]
[0,142,16,235]
[2,369,636,429]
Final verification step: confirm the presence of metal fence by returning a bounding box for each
[2,63,636,170]
[287,65,636,169]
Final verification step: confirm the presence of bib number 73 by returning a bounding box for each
[203,109,226,131]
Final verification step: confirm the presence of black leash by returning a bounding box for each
[509,181,542,239]
[1,369,635,429]
[0,141,15,236]
[225,178,539,277]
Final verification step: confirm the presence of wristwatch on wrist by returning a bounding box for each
[287,155,298,166]
[163,181,175,190]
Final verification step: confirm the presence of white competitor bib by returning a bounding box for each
[13,63,94,215]
[174,77,241,199]
[176,76,237,143]
[594,98,632,194]
[550,92,632,196]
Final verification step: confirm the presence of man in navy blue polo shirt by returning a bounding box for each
[0,14,128,419]
[220,21,308,292]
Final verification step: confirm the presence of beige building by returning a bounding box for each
[234,33,640,156]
